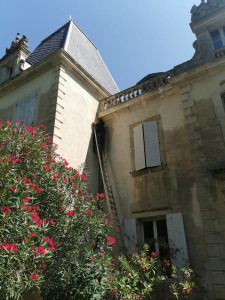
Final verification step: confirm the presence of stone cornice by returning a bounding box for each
[170,54,225,88]
[0,49,110,100]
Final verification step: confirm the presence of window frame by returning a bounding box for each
[210,26,225,50]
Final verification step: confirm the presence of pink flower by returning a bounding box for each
[2,207,12,214]
[106,236,116,244]
[30,274,38,280]
[29,232,34,239]
[151,252,157,257]
[91,256,94,260]
[96,193,104,198]
[85,210,92,215]
[36,246,45,255]
[37,220,43,226]
[66,210,75,217]
[9,186,16,191]
[48,239,56,246]
[37,187,43,193]
[43,236,49,242]
[48,219,55,225]
[13,247,18,252]
[23,197,30,203]
[43,164,51,171]
[81,174,88,181]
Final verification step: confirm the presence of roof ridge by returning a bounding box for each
[69,19,98,50]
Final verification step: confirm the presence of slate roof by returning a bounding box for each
[26,20,119,95]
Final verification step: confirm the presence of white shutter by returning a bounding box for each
[123,218,137,249]
[143,121,161,167]
[133,124,145,171]
[15,94,36,125]
[166,212,189,269]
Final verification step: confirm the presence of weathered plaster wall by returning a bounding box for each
[53,65,100,193]
[0,69,56,125]
[99,85,207,274]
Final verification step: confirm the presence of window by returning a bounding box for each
[143,219,170,258]
[14,94,36,125]
[123,213,189,269]
[210,27,225,50]
[132,120,162,171]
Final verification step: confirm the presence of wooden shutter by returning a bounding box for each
[143,121,161,167]
[133,124,145,171]
[123,218,137,249]
[15,94,36,125]
[166,212,189,269]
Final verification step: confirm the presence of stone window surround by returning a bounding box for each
[129,115,166,177]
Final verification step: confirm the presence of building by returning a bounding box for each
[0,0,225,299]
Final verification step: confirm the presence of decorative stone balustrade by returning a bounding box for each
[100,71,172,111]
[215,47,225,58]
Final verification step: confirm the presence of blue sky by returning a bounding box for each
[1,0,199,91]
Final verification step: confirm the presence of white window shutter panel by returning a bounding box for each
[123,218,137,249]
[15,94,36,125]
[166,212,189,269]
[143,121,161,167]
[133,124,145,171]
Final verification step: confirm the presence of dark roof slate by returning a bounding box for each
[26,20,119,95]
[27,23,69,65]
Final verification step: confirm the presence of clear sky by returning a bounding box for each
[0,0,199,91]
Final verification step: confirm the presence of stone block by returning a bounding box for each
[181,93,189,101]
[212,271,225,285]
[206,233,222,244]
[180,85,191,94]
[185,115,197,125]
[215,285,225,299]
[201,208,216,220]
[208,245,221,258]
[184,107,193,116]
[183,99,194,108]
[204,220,216,232]
[209,258,225,271]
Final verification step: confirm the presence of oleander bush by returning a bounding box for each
[0,121,208,300]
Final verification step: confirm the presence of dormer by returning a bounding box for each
[0,33,31,85]
[190,0,225,62]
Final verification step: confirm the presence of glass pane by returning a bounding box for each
[156,219,170,259]
[143,221,155,252]
[211,30,223,50]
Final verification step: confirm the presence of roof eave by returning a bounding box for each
[0,49,111,99]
